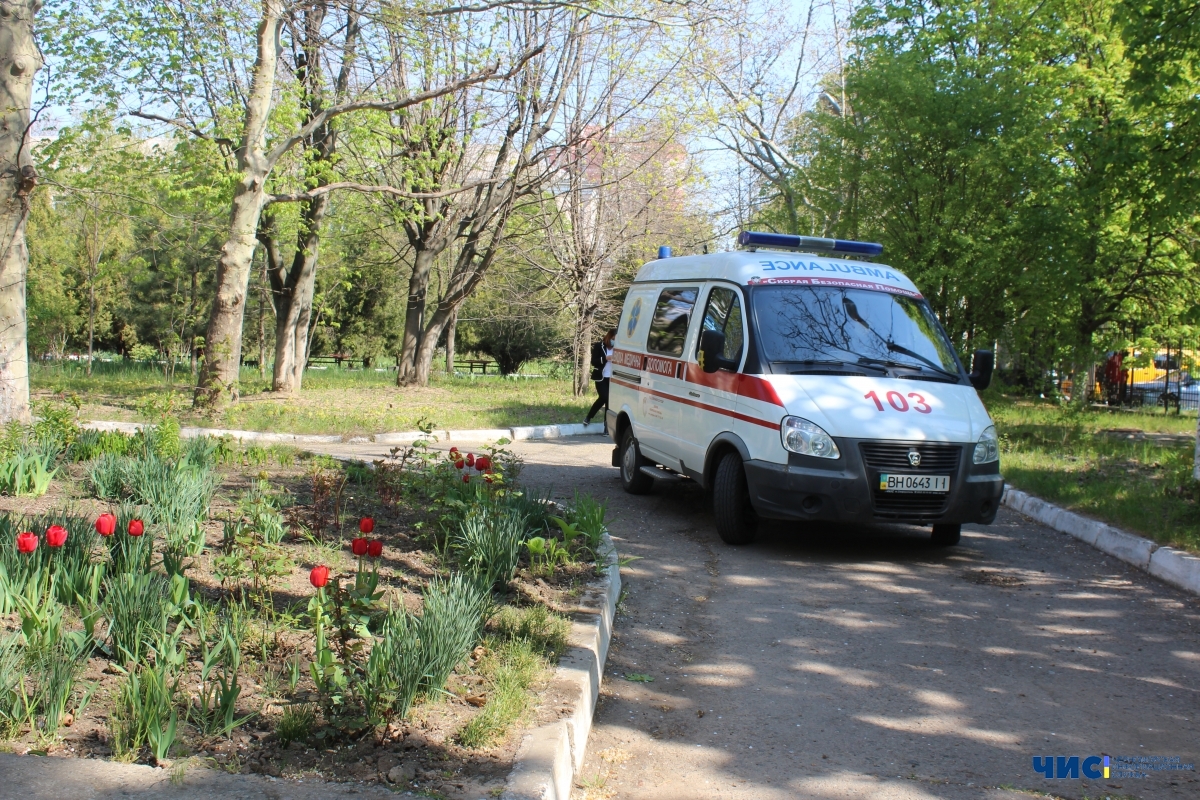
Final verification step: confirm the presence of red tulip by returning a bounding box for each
[310,565,330,588]
[476,456,491,471]
[359,517,374,534]
[462,474,470,484]
[16,531,37,554]
[466,453,475,467]
[449,447,459,456]
[367,540,383,558]
[455,459,465,470]
[95,513,117,536]
[351,537,368,556]
[127,519,144,537]
[484,474,495,484]
[45,525,68,548]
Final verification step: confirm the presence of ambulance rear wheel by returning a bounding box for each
[619,429,654,495]
[713,452,758,545]
[931,524,961,547]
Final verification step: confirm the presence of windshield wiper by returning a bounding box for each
[784,359,887,375]
[884,343,961,380]
[842,297,961,381]
[857,356,960,382]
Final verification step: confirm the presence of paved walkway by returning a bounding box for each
[499,437,1199,800]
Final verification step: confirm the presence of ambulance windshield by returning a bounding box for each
[752,286,961,378]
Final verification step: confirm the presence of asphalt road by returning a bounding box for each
[503,436,1200,800]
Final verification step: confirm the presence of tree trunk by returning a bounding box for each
[269,194,327,393]
[86,263,96,376]
[194,3,281,410]
[0,1,41,424]
[257,259,267,379]
[445,309,457,374]
[396,246,437,385]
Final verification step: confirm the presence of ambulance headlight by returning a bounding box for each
[973,425,999,464]
[781,416,840,459]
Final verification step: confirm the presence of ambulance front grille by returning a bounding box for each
[860,442,962,522]
[859,442,963,472]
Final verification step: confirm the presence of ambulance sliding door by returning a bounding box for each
[679,283,747,473]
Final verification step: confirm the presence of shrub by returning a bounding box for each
[182,435,218,468]
[31,399,81,452]
[142,418,182,460]
[361,574,490,727]
[416,574,491,691]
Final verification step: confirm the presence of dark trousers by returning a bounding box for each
[586,378,609,422]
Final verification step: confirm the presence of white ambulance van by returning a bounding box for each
[606,231,1003,547]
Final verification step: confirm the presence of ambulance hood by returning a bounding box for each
[767,375,992,443]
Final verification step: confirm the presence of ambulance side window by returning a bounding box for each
[698,286,745,366]
[646,287,699,357]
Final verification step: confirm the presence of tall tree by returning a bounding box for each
[0,0,42,424]
[49,1,513,409]
[259,1,360,394]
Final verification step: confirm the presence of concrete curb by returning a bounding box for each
[503,533,622,800]
[83,421,606,445]
[1002,485,1200,596]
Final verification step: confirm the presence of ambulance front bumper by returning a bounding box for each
[742,438,1003,526]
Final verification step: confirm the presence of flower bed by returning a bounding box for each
[0,412,609,797]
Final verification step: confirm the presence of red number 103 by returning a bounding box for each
[865,390,931,414]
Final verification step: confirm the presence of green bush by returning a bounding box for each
[566,491,608,552]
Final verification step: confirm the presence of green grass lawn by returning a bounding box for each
[33,362,1200,552]
[32,360,593,435]
[987,394,1200,552]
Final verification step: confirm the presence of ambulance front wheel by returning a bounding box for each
[931,523,961,547]
[713,452,758,545]
[619,429,654,495]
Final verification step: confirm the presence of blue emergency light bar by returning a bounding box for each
[737,230,884,258]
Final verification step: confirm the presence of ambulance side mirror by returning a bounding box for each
[969,349,994,391]
[699,330,727,374]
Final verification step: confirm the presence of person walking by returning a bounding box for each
[584,328,616,424]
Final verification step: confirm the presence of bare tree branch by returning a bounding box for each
[129,110,236,148]
[266,178,500,204]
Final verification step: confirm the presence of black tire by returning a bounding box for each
[619,428,654,495]
[712,452,758,545]
[931,523,961,547]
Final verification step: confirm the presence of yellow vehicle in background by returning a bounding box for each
[1129,349,1196,386]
